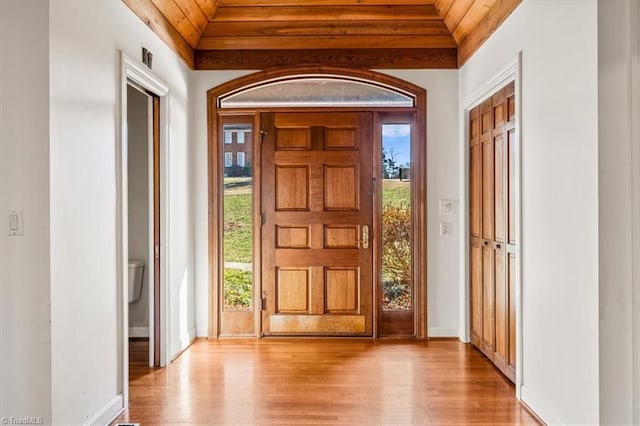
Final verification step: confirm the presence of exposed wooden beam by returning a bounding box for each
[194,48,458,70]
[212,5,442,21]
[197,34,457,50]
[202,20,451,37]
[196,34,458,50]
[122,0,195,68]
[218,0,435,4]
[457,0,522,66]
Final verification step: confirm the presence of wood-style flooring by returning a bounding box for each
[114,339,538,425]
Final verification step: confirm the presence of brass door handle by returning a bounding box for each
[360,225,370,249]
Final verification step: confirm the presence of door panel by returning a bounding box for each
[481,99,494,241]
[276,268,310,313]
[494,244,507,371]
[275,166,309,210]
[507,252,517,381]
[508,127,516,245]
[262,112,373,336]
[481,243,494,359]
[470,107,482,239]
[494,133,505,244]
[470,239,483,346]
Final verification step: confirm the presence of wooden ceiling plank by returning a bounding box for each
[122,0,195,68]
[218,0,435,5]
[194,48,457,70]
[197,34,458,50]
[202,20,451,37]
[452,0,496,43]
[458,0,522,66]
[193,0,219,21]
[211,5,442,22]
[173,0,209,33]
[443,0,474,34]
[434,0,455,21]
[151,0,201,47]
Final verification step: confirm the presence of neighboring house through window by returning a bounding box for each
[224,131,232,144]
[224,152,233,167]
[237,152,245,167]
[237,131,245,144]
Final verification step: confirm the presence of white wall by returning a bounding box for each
[0,0,52,421]
[190,70,460,338]
[459,1,599,424]
[127,86,150,334]
[597,0,636,424]
[50,0,195,422]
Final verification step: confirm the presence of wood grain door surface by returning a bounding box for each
[468,81,516,383]
[261,112,374,336]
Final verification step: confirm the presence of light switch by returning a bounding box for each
[10,214,18,231]
[9,209,23,236]
[439,199,455,215]
[440,222,452,237]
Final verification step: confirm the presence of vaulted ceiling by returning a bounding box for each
[123,0,522,70]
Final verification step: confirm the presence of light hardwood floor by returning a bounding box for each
[114,339,538,425]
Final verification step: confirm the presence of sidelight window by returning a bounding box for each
[381,124,413,312]
[222,124,253,312]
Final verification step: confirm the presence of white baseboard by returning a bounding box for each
[84,394,123,426]
[428,327,458,338]
[171,327,196,360]
[196,326,208,337]
[520,385,563,425]
[128,326,149,338]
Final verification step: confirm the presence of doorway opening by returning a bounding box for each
[118,52,170,410]
[126,83,161,367]
[208,67,427,339]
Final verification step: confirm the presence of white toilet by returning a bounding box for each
[128,260,145,303]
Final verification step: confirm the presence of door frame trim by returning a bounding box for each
[461,53,523,398]
[207,66,427,339]
[117,51,171,409]
[630,0,640,421]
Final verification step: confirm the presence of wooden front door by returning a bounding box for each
[261,111,373,336]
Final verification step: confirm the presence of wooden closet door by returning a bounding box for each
[469,106,483,346]
[469,82,517,384]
